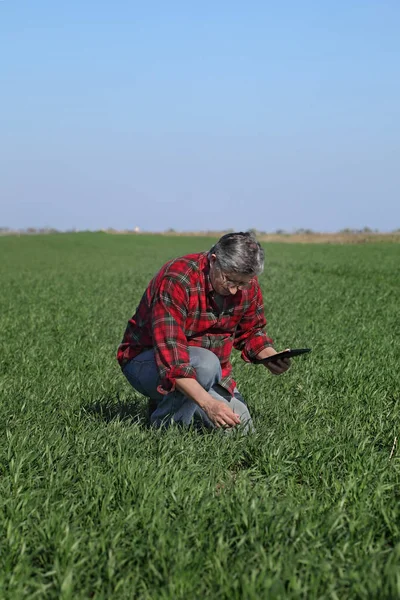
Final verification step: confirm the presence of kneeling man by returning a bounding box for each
[117,231,290,431]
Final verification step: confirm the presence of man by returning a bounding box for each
[117,231,290,432]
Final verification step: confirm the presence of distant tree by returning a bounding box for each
[294,228,314,235]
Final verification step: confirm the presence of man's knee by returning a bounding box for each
[188,347,222,390]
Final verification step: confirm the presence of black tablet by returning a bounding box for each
[256,348,312,364]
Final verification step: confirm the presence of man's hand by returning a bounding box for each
[203,398,241,429]
[256,347,291,375]
[175,377,241,429]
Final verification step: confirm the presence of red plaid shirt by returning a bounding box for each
[117,252,273,396]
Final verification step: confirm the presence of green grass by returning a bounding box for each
[1,233,400,599]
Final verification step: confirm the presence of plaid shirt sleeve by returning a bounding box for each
[151,276,197,395]
[234,283,274,362]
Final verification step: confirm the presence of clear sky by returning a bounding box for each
[1,1,399,232]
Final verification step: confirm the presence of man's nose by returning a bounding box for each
[228,286,238,295]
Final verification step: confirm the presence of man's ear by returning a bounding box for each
[210,254,217,264]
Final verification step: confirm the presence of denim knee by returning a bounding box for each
[189,347,222,390]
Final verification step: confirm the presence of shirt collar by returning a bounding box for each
[200,252,214,295]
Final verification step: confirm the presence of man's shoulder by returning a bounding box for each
[161,252,207,280]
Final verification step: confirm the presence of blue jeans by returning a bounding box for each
[123,347,254,432]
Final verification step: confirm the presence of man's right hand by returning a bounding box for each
[203,398,241,429]
[175,377,241,429]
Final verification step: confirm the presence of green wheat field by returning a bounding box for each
[1,233,399,599]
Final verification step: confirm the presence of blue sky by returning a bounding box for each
[1,0,399,232]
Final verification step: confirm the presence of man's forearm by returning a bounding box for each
[175,377,214,410]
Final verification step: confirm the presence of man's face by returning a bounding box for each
[209,254,254,296]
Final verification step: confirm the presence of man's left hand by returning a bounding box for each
[255,347,291,375]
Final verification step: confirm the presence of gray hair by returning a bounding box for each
[209,231,264,276]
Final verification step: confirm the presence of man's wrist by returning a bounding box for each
[195,391,215,411]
